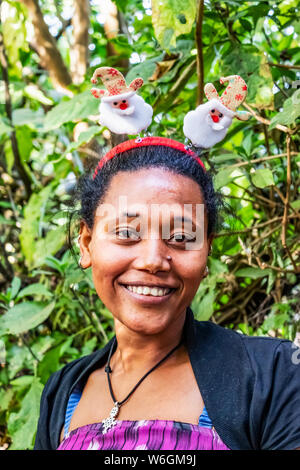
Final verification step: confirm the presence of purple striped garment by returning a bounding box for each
[57,419,230,450]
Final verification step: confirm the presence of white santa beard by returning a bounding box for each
[113,106,135,116]
[183,101,233,148]
[99,95,153,135]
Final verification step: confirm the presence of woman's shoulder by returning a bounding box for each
[192,317,299,384]
[34,340,114,450]
[195,317,295,357]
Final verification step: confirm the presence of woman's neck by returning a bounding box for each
[110,311,186,375]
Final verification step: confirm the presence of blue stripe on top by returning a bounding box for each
[64,384,213,437]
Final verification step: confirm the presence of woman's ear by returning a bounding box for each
[79,221,92,269]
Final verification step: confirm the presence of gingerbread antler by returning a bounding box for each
[91,67,143,100]
[204,75,250,121]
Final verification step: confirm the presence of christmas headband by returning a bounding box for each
[93,136,206,180]
[90,67,251,174]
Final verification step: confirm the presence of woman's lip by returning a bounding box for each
[119,284,176,305]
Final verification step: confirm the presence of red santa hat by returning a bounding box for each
[91,66,144,103]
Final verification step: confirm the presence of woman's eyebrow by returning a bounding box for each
[120,211,194,225]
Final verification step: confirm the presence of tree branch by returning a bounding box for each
[153,59,197,114]
[70,0,90,85]
[281,135,299,272]
[99,0,129,71]
[20,0,72,94]
[195,0,204,105]
[268,62,300,70]
[0,31,32,199]
[242,102,292,134]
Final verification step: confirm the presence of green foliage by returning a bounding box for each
[152,0,196,49]
[0,0,299,450]
[0,301,56,336]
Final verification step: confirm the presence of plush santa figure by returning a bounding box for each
[183,75,251,148]
[91,67,153,135]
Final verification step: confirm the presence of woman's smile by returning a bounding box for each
[118,282,178,305]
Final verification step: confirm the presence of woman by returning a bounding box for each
[34,137,300,450]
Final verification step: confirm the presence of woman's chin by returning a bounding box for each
[115,310,173,336]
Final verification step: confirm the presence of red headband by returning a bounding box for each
[93,136,206,179]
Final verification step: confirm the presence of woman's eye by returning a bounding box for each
[116,228,140,240]
[170,233,196,243]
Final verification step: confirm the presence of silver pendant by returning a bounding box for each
[102,402,120,434]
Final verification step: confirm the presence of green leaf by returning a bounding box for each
[235,267,272,279]
[10,277,21,300]
[12,108,44,129]
[44,91,100,131]
[251,169,274,188]
[15,126,33,163]
[4,140,14,174]
[0,118,13,137]
[152,0,196,49]
[10,375,35,389]
[37,336,74,383]
[20,185,66,268]
[24,85,53,106]
[63,126,101,154]
[269,93,300,129]
[7,378,43,450]
[192,284,216,321]
[125,54,164,84]
[240,18,252,32]
[211,153,241,164]
[267,269,277,295]
[214,167,245,190]
[33,226,66,269]
[17,283,52,299]
[0,388,14,412]
[290,200,300,210]
[242,132,253,156]
[223,45,274,108]
[0,301,55,335]
[261,311,290,332]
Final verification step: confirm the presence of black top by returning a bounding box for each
[34,306,300,450]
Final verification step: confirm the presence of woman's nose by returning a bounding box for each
[132,239,171,273]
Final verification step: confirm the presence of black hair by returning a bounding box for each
[76,144,223,237]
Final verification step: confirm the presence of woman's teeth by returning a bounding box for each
[125,285,172,296]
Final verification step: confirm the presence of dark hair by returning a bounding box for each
[76,144,223,238]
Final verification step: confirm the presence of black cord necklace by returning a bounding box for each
[102,336,183,434]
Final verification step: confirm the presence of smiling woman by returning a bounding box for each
[34,137,300,451]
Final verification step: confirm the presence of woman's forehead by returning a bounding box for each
[101,168,205,205]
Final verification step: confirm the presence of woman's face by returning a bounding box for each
[80,168,214,336]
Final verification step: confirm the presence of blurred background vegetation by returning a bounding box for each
[0,0,299,450]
